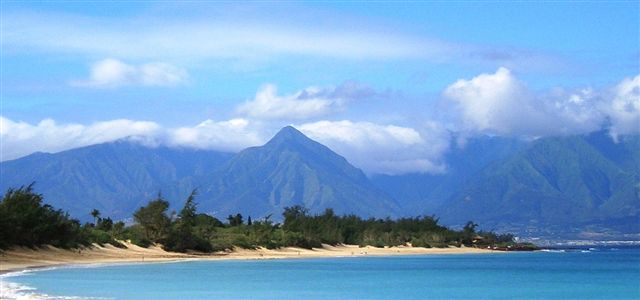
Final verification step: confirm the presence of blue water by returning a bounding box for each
[2,247,639,299]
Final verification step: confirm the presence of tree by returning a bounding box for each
[178,190,197,227]
[227,213,243,226]
[193,213,223,242]
[0,184,82,249]
[247,216,252,226]
[112,221,126,238]
[463,221,478,235]
[164,190,212,253]
[133,196,171,242]
[194,214,224,228]
[96,217,113,231]
[91,209,101,226]
[282,206,308,232]
[461,221,479,245]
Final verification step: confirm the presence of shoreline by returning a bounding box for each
[0,242,498,275]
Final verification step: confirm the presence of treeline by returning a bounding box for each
[0,184,124,249]
[0,185,526,252]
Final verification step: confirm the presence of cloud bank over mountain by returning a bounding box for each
[444,68,639,138]
[0,118,161,161]
[2,69,638,175]
[298,120,450,175]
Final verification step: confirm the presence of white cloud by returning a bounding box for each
[2,12,438,61]
[0,116,450,175]
[443,67,615,137]
[73,58,187,88]
[82,58,135,87]
[237,85,335,120]
[0,117,266,161]
[0,117,161,161]
[297,120,450,175]
[237,82,373,120]
[2,11,554,69]
[138,62,188,86]
[168,119,264,152]
[607,75,640,138]
[444,67,532,134]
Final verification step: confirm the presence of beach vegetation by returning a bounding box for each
[0,184,83,249]
[132,196,171,242]
[0,185,533,252]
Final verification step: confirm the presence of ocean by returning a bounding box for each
[2,246,639,299]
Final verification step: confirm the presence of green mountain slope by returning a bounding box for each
[0,141,233,220]
[436,132,640,236]
[371,135,524,216]
[199,126,400,218]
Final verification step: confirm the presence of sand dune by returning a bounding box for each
[0,242,495,274]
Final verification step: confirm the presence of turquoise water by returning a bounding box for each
[2,247,639,299]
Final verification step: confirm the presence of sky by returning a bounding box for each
[1,1,639,175]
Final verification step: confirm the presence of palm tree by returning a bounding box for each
[91,209,101,226]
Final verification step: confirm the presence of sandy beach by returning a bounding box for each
[0,242,495,274]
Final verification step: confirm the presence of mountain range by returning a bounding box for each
[1,126,638,239]
[0,142,232,219]
[436,132,640,237]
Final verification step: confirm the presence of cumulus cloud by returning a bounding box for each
[73,58,187,88]
[168,119,264,152]
[607,75,640,138]
[444,67,534,134]
[443,67,636,137]
[297,120,450,175]
[0,117,161,161]
[237,82,374,120]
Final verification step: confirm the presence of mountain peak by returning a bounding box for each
[207,126,399,218]
[275,125,305,137]
[267,126,311,145]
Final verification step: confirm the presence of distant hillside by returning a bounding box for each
[371,135,524,216]
[199,126,400,218]
[435,132,640,237]
[0,141,233,220]
[0,127,399,221]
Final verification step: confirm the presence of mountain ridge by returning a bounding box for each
[1,128,638,238]
[434,132,639,237]
[0,141,234,219]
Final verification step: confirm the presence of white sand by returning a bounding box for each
[0,242,496,274]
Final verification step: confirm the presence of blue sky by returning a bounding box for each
[1,1,639,174]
